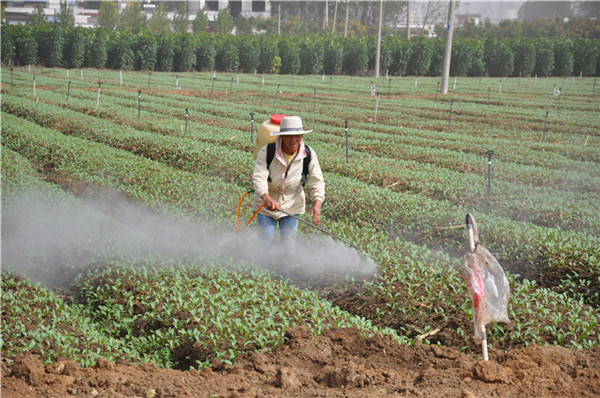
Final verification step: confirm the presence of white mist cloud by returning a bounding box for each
[1,188,377,286]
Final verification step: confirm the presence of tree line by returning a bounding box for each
[2,24,599,78]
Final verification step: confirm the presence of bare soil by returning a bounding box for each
[3,325,600,398]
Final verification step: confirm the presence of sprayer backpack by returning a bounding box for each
[266,142,311,187]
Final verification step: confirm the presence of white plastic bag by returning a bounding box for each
[464,215,510,341]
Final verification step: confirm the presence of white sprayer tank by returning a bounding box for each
[253,114,289,159]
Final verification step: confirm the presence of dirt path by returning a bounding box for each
[3,325,599,398]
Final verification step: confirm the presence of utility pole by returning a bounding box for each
[324,0,328,29]
[344,0,349,37]
[375,0,383,78]
[440,0,456,94]
[406,0,411,40]
[278,4,281,34]
[332,0,338,33]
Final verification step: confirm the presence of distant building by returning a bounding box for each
[456,13,482,27]
[2,0,272,27]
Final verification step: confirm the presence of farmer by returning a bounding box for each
[252,116,325,255]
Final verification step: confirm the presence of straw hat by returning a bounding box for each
[270,116,313,136]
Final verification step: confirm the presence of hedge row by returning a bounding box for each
[2,24,599,77]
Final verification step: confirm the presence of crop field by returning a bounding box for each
[1,66,600,395]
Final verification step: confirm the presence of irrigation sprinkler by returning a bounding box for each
[345,119,349,164]
[250,112,255,145]
[137,90,142,121]
[262,74,265,87]
[498,81,502,93]
[448,99,454,131]
[66,80,71,102]
[374,92,380,123]
[414,74,418,88]
[236,74,239,84]
[29,64,31,73]
[542,111,549,142]
[80,69,83,80]
[120,69,123,86]
[148,72,152,89]
[274,84,280,106]
[313,89,317,113]
[557,87,562,114]
[435,81,440,103]
[486,150,494,196]
[96,82,101,110]
[185,108,189,133]
[176,75,179,90]
[229,77,234,97]
[453,75,457,90]
[33,75,36,97]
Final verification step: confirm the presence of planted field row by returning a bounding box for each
[3,107,599,309]
[2,115,598,357]
[4,90,600,241]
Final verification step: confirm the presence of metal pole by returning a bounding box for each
[229,77,234,97]
[10,68,13,90]
[435,81,440,103]
[543,111,549,142]
[211,77,216,95]
[345,119,349,163]
[250,112,255,145]
[448,99,454,131]
[33,75,36,97]
[96,82,101,110]
[374,92,380,123]
[557,87,562,114]
[486,150,494,197]
[138,90,141,120]
[185,108,189,133]
[313,89,317,113]
[274,84,280,106]
[66,80,71,102]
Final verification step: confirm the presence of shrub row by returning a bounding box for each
[2,24,599,77]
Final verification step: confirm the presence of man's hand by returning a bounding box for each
[310,200,322,225]
[261,193,278,211]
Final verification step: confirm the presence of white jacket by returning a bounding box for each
[252,137,325,220]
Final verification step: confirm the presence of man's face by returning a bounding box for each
[281,134,303,155]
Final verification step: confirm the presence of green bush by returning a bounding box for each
[134,29,158,71]
[156,32,175,72]
[573,38,599,77]
[36,25,65,68]
[299,36,324,75]
[195,34,216,72]
[215,34,239,73]
[485,38,514,77]
[107,30,134,70]
[342,36,369,76]
[64,27,87,69]
[85,28,109,69]
[533,39,554,77]
[278,36,301,75]
[553,38,574,77]
[173,33,196,72]
[388,36,412,76]
[406,36,432,76]
[237,35,260,73]
[510,37,536,77]
[322,35,343,75]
